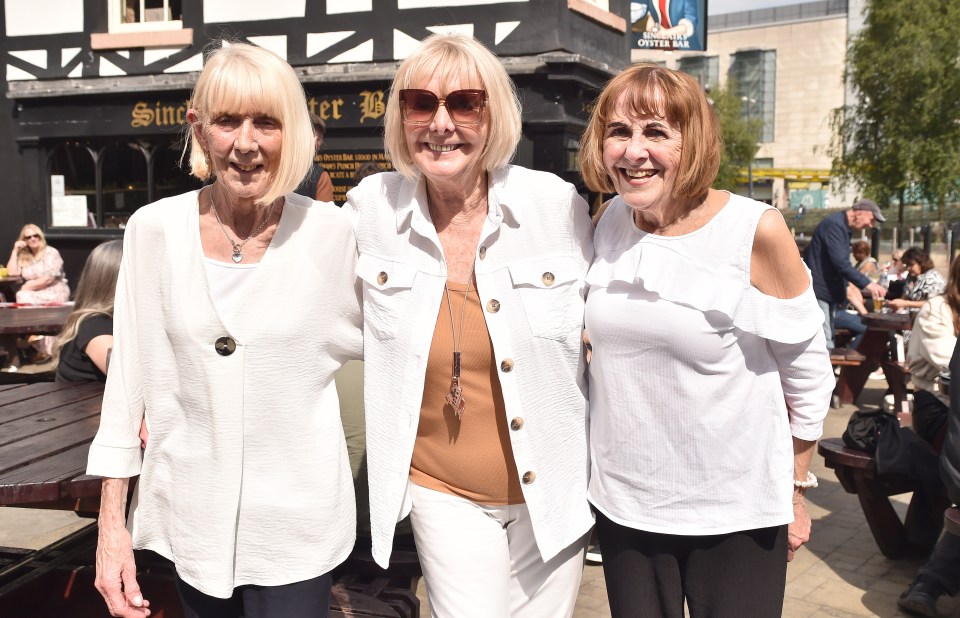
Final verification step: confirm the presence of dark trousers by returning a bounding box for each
[595,510,787,618]
[833,308,868,349]
[914,389,949,448]
[175,571,332,618]
[920,531,960,596]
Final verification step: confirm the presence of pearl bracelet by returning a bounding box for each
[793,471,818,489]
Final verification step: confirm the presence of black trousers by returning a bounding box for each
[595,510,787,618]
[175,571,332,618]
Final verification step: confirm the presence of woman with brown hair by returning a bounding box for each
[889,246,946,311]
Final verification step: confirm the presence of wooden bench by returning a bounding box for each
[818,437,944,558]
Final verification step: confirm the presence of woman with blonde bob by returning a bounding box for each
[346,33,594,617]
[580,64,833,616]
[55,239,122,383]
[88,43,361,618]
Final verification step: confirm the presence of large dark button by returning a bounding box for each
[542,272,555,286]
[487,299,501,313]
[510,417,524,431]
[522,471,536,484]
[479,246,487,260]
[500,358,514,372]
[215,336,236,356]
[377,271,388,285]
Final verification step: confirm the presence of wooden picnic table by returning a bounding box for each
[0,381,104,511]
[0,304,72,336]
[834,311,914,411]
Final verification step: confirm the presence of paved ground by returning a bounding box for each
[5,378,960,616]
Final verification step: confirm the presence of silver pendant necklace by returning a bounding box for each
[209,192,278,263]
[443,277,472,420]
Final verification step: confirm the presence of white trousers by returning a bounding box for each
[408,483,588,618]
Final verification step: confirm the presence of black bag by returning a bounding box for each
[842,409,897,454]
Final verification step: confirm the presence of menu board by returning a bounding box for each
[318,151,394,204]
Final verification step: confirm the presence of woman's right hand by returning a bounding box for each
[95,478,151,617]
[13,240,25,252]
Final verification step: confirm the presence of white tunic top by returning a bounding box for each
[86,191,363,598]
[585,194,833,535]
[344,166,595,568]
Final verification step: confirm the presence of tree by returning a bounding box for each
[830,0,960,221]
[709,80,762,192]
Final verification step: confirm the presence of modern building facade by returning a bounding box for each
[1,0,630,282]
[633,0,857,212]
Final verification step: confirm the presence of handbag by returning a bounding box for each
[842,409,897,454]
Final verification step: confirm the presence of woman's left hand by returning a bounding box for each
[787,492,811,561]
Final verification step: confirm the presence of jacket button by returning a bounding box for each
[522,471,536,484]
[479,246,487,259]
[215,336,236,356]
[377,271,388,285]
[487,299,500,313]
[510,417,524,430]
[500,358,514,372]
[542,272,555,286]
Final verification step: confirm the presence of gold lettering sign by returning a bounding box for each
[308,96,344,121]
[359,90,385,124]
[130,100,189,128]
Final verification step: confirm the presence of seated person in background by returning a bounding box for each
[852,240,880,279]
[54,240,122,383]
[293,113,334,203]
[907,254,960,448]
[899,335,960,615]
[6,224,70,305]
[889,246,946,312]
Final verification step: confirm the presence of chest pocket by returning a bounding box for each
[508,255,584,341]
[356,253,417,341]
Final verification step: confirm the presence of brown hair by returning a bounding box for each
[901,246,935,273]
[851,240,871,261]
[579,64,721,198]
[947,254,960,335]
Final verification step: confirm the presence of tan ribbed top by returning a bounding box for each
[409,281,524,505]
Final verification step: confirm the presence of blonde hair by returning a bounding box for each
[384,33,522,179]
[185,43,314,205]
[17,224,47,267]
[579,64,721,199]
[54,239,123,360]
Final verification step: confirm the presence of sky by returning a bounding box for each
[707,0,819,16]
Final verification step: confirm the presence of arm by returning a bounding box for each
[84,334,114,375]
[315,170,334,203]
[6,241,25,275]
[846,282,868,315]
[752,210,833,560]
[20,275,56,291]
[888,298,927,311]
[820,220,878,294]
[95,478,150,617]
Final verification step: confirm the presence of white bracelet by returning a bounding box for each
[793,471,818,489]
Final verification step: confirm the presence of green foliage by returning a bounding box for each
[831,0,960,218]
[709,80,762,192]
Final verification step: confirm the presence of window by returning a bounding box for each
[92,0,191,49]
[109,0,183,32]
[677,56,719,90]
[46,138,201,229]
[728,49,776,143]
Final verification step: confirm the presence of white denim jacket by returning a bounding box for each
[344,166,594,568]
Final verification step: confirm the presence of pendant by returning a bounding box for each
[445,376,465,419]
[231,251,243,263]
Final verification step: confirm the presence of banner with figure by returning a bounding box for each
[631,0,707,52]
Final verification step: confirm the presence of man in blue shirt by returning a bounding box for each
[805,199,888,350]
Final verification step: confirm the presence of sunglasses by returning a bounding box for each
[22,234,40,240]
[398,89,487,127]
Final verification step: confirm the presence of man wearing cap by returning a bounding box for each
[805,198,888,351]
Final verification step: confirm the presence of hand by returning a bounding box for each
[864,282,886,299]
[887,298,906,311]
[787,492,811,562]
[13,240,26,251]
[95,521,151,617]
[139,418,149,449]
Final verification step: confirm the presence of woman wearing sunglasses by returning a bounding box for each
[6,224,71,305]
[345,33,593,617]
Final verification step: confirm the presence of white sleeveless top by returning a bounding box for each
[585,193,832,535]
